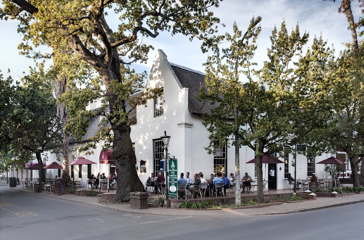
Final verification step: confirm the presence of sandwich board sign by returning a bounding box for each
[168,158,178,198]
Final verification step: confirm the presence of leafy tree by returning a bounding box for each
[0,0,223,201]
[0,68,63,190]
[200,22,334,203]
[199,17,261,205]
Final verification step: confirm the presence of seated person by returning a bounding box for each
[309,173,318,190]
[88,174,96,187]
[213,172,224,195]
[241,172,252,193]
[154,172,165,194]
[287,173,301,188]
[229,173,235,185]
[145,173,155,191]
[178,173,187,199]
[191,173,201,198]
[222,173,231,196]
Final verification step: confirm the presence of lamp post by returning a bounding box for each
[161,131,171,207]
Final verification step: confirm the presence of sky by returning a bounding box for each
[0,0,363,82]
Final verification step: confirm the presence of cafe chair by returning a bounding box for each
[215,183,224,197]
[178,182,187,199]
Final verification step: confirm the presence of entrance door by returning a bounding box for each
[268,164,277,189]
[110,164,116,175]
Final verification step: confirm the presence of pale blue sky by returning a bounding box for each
[0,0,362,81]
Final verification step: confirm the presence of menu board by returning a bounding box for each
[55,179,65,195]
[168,159,178,198]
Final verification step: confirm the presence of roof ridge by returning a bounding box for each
[169,62,206,76]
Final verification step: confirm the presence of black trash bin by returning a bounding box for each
[9,177,17,187]
[34,183,41,192]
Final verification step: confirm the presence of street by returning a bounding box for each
[1,184,363,240]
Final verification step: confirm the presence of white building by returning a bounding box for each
[18,50,340,190]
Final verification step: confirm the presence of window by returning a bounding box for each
[307,156,315,176]
[154,91,164,117]
[78,164,82,178]
[87,164,91,179]
[153,139,164,175]
[284,154,289,178]
[213,141,227,175]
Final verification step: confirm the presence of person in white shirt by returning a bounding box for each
[269,166,276,189]
[199,172,207,189]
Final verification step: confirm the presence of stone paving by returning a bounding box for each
[5,181,364,217]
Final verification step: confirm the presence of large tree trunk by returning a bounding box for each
[360,157,364,186]
[54,76,69,174]
[256,144,264,203]
[349,158,360,188]
[100,52,144,202]
[342,0,359,51]
[36,152,45,192]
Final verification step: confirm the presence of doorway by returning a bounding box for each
[268,164,277,189]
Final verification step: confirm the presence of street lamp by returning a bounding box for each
[160,131,171,207]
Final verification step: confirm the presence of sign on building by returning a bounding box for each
[168,158,178,198]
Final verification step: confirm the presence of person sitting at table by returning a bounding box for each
[109,173,113,179]
[88,174,96,188]
[186,172,193,186]
[287,173,301,188]
[229,173,235,184]
[222,173,231,196]
[178,173,187,199]
[191,173,201,198]
[145,173,155,191]
[101,173,106,179]
[309,173,318,190]
[154,172,165,194]
[241,172,252,193]
[213,172,224,195]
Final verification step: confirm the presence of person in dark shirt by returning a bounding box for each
[155,172,165,194]
[222,173,231,196]
[287,173,301,188]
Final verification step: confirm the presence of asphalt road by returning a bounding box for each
[1,184,363,240]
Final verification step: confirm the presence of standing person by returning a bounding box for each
[222,173,231,196]
[177,173,187,199]
[94,172,100,188]
[269,166,275,189]
[309,173,318,190]
[154,172,165,194]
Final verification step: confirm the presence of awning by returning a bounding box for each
[68,156,97,165]
[100,149,114,164]
[246,155,284,164]
[99,149,136,164]
[25,162,46,170]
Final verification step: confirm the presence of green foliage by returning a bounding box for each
[0,68,63,172]
[152,195,165,207]
[275,195,304,201]
[244,198,258,206]
[85,190,98,196]
[179,200,214,209]
[66,186,76,194]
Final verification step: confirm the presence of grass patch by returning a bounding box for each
[85,190,98,196]
[275,195,304,202]
[179,198,262,209]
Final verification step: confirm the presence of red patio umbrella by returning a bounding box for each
[68,156,97,165]
[25,162,46,170]
[317,157,343,165]
[246,155,284,181]
[246,155,284,164]
[44,162,63,178]
[317,157,344,192]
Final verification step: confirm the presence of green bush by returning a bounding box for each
[244,198,258,206]
[66,187,76,194]
[179,200,214,209]
[85,190,98,196]
[152,196,165,207]
[354,186,364,192]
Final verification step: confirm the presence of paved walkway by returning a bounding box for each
[3,180,364,217]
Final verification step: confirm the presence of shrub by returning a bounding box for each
[354,186,364,192]
[66,187,76,194]
[85,190,98,196]
[179,200,214,209]
[152,196,165,207]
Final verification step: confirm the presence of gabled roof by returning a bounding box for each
[169,62,214,115]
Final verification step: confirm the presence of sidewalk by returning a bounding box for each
[4,181,364,217]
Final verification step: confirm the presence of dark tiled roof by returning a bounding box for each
[170,63,215,115]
